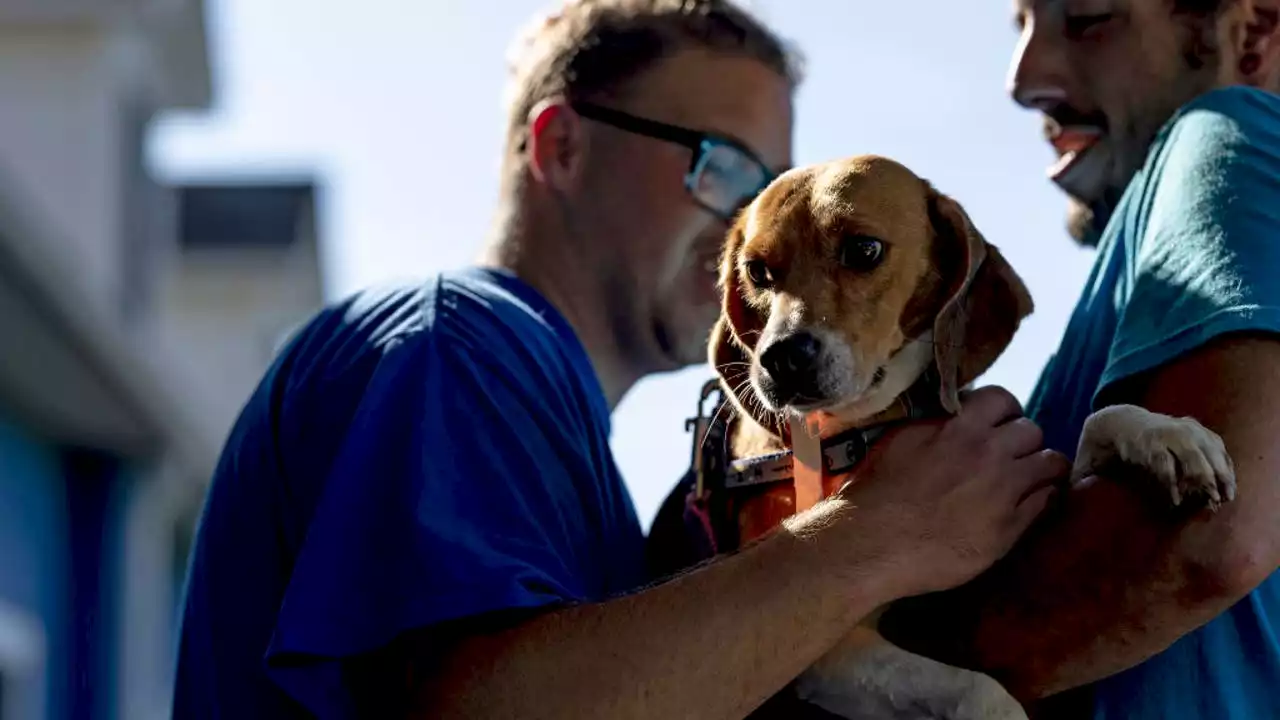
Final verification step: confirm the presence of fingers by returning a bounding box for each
[1011,449,1072,497]
[958,386,1024,427]
[1012,484,1057,533]
[992,417,1046,458]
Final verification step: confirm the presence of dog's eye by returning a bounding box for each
[839,236,885,271]
[744,259,774,288]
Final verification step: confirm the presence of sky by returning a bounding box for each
[151,0,1099,529]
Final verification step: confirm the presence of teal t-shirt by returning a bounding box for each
[1025,86,1280,718]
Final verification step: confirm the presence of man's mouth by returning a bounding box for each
[1045,120,1105,180]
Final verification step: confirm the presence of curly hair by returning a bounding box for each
[1171,0,1264,69]
[1173,0,1230,14]
[502,0,802,158]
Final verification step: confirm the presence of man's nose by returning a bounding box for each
[1007,21,1071,111]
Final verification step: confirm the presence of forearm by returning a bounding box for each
[415,500,898,720]
[901,479,1255,701]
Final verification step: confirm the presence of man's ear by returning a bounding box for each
[708,217,778,435]
[928,187,1035,413]
[1238,0,1280,84]
[526,98,586,191]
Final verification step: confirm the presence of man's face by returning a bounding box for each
[1008,0,1226,241]
[576,48,793,371]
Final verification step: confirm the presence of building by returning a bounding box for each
[0,2,326,718]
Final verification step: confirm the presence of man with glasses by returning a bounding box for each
[172,2,1067,718]
[571,101,776,223]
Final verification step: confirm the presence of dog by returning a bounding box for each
[708,154,1238,719]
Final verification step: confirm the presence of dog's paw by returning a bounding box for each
[1075,405,1237,511]
[796,670,1026,720]
[796,640,1028,720]
[947,674,1030,720]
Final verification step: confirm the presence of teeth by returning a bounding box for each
[1049,141,1110,201]
[1048,149,1079,177]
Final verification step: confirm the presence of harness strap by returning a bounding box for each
[722,369,945,502]
[679,372,948,557]
[790,416,825,512]
[723,422,895,490]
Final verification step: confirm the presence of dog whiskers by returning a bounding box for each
[700,375,779,450]
[699,371,750,447]
[702,374,755,448]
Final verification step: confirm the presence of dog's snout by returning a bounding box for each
[759,332,824,399]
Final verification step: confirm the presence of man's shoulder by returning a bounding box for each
[1086,90,1280,402]
[1150,87,1280,176]
[1175,85,1280,129]
[288,268,562,359]
[430,267,582,353]
[276,268,593,407]
[1122,87,1280,238]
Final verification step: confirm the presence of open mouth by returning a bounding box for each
[1046,122,1104,181]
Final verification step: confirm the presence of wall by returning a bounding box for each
[0,410,150,720]
[0,414,66,720]
[115,458,191,720]
[0,4,215,718]
[0,26,123,315]
[159,213,324,444]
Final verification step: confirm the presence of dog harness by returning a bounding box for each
[724,406,921,489]
[679,372,944,557]
[715,370,944,485]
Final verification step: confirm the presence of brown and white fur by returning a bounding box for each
[710,155,1238,719]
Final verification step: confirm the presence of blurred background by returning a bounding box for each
[0,1,1096,718]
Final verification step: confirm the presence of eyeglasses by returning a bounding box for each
[572,101,776,222]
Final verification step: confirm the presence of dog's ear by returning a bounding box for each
[708,216,778,435]
[928,187,1034,413]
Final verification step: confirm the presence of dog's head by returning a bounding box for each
[710,155,1033,434]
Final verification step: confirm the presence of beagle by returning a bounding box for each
[709,155,1238,719]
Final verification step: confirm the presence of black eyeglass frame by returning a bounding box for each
[571,101,776,221]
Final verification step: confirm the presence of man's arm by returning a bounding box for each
[412,504,894,720]
[893,333,1280,701]
[406,388,1064,720]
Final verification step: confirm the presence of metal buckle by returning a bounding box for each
[686,379,729,499]
[824,430,869,475]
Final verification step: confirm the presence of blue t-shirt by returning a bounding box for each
[1026,86,1280,718]
[172,268,647,718]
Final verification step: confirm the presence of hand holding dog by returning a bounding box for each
[832,386,1070,598]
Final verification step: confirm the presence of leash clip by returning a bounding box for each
[686,379,730,499]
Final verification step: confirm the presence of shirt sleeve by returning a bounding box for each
[1098,88,1280,397]
[262,326,599,716]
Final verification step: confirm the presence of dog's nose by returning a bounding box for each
[760,332,823,397]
